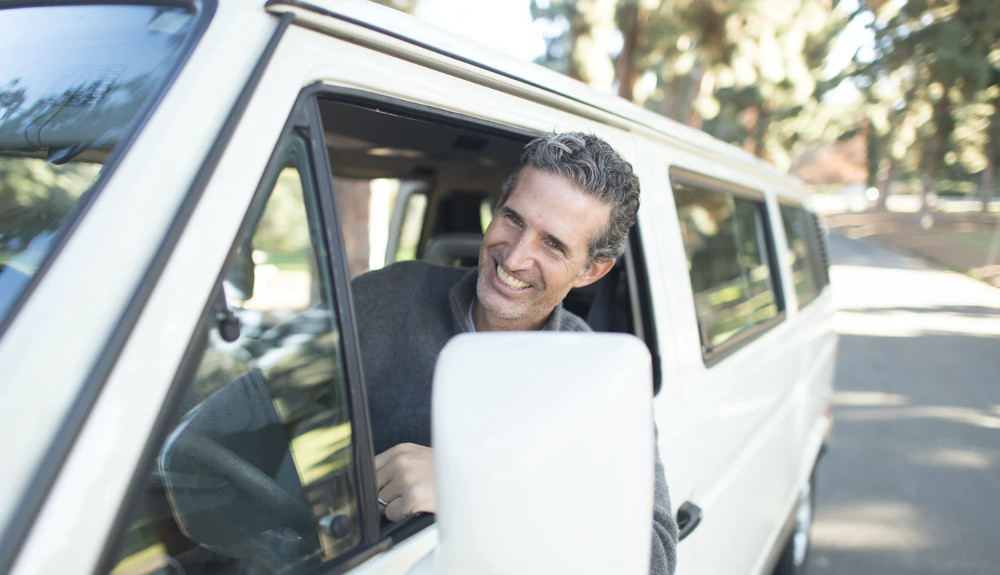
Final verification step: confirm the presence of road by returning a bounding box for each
[805,231,1000,575]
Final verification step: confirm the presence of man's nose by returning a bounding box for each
[503,234,536,271]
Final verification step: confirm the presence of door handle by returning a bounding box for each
[676,501,702,541]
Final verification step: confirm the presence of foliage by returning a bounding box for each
[533,0,849,171]
[531,0,1000,203]
[0,156,99,264]
[849,0,1000,207]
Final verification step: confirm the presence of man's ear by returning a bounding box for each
[572,257,616,288]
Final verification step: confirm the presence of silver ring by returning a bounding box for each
[377,496,389,506]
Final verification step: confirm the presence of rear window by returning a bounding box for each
[670,171,784,362]
[779,203,828,308]
[0,3,204,325]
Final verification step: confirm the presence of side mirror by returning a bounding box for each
[426,332,654,575]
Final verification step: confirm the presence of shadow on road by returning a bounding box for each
[806,231,1000,575]
[807,315,1000,575]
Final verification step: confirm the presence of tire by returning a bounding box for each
[773,474,815,575]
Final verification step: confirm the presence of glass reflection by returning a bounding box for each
[673,182,779,353]
[0,4,198,325]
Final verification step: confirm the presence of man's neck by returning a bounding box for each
[471,299,551,332]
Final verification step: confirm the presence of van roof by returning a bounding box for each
[265,0,810,196]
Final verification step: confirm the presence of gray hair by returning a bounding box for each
[499,132,640,263]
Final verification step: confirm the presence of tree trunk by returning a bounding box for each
[877,155,896,211]
[567,0,616,90]
[921,90,951,212]
[331,177,371,277]
[739,106,760,156]
[615,2,646,102]
[981,91,998,213]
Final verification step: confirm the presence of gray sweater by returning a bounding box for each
[352,260,677,575]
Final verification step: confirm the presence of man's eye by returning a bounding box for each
[546,241,565,254]
[505,213,522,226]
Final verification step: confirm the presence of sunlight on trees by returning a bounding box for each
[526,0,999,207]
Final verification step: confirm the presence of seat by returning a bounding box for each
[422,233,483,267]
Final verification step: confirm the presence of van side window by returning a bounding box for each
[779,203,827,308]
[809,211,832,288]
[670,173,784,361]
[107,135,360,575]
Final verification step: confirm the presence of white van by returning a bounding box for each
[0,1,837,575]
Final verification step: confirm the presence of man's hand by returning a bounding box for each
[374,443,436,522]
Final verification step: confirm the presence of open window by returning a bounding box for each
[315,95,659,390]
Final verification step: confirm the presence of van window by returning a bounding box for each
[107,135,360,575]
[670,173,783,361]
[779,203,824,308]
[809,211,831,289]
[393,188,428,262]
[0,4,203,326]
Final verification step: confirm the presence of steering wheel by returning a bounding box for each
[162,426,315,542]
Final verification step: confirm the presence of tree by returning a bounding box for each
[531,0,618,90]
[852,0,1000,210]
[533,0,848,171]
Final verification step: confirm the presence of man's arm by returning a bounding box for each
[650,437,679,575]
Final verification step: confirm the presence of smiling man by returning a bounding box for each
[352,132,677,575]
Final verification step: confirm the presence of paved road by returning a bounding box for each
[805,232,1000,575]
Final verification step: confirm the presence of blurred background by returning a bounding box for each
[371,2,1000,574]
[376,0,999,211]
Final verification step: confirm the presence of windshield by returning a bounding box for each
[0,3,201,324]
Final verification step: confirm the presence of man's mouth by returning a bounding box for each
[496,263,530,290]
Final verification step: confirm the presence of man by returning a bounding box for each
[352,132,677,575]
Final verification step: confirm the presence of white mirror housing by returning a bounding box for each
[429,332,654,575]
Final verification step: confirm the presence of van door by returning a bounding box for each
[654,165,800,574]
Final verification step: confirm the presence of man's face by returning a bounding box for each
[475,167,615,331]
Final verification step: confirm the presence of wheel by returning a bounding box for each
[160,426,319,567]
[774,475,814,575]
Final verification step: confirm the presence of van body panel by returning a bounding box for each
[1,2,838,574]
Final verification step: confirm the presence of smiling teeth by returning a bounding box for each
[497,264,529,289]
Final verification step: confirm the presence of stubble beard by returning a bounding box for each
[476,250,548,322]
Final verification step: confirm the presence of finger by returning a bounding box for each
[383,494,409,522]
[378,472,406,505]
[375,444,406,490]
[374,444,401,471]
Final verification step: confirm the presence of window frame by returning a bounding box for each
[626,228,662,394]
[668,168,786,367]
[96,89,387,575]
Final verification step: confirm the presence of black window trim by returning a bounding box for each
[301,93,383,551]
[626,228,663,395]
[668,167,787,368]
